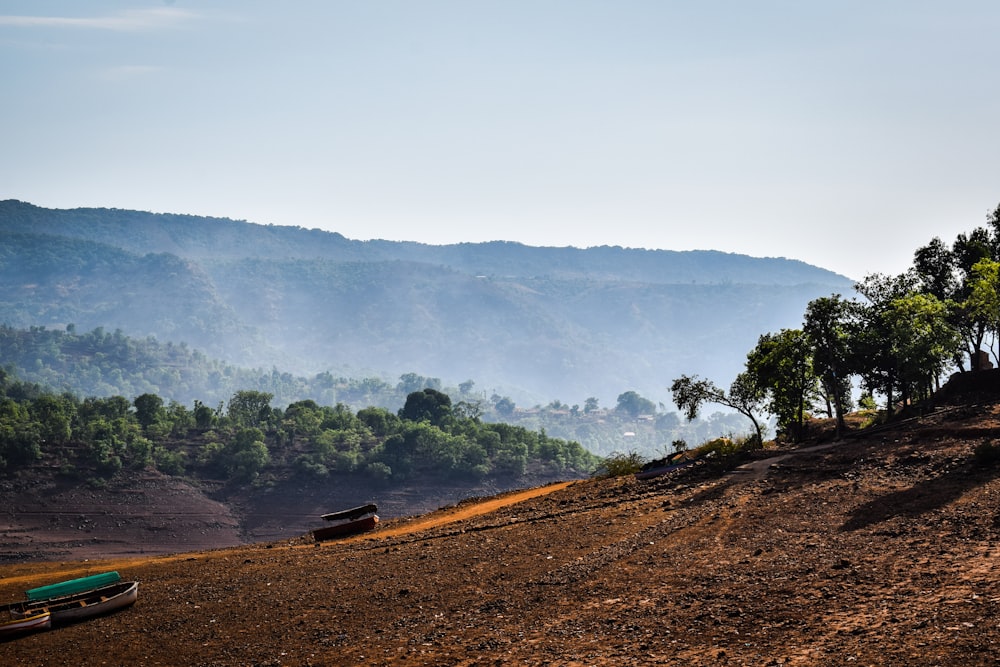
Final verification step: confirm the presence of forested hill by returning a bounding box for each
[0,200,852,405]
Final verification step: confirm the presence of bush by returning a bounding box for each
[695,437,740,458]
[974,439,1000,465]
[86,476,109,489]
[153,446,186,475]
[595,450,646,478]
[693,434,761,463]
[197,441,225,469]
[293,456,329,478]
[365,461,392,480]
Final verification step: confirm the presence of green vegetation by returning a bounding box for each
[0,366,598,485]
[0,325,748,458]
[670,374,765,448]
[694,436,749,460]
[672,201,1000,443]
[594,450,646,478]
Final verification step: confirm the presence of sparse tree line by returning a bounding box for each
[0,369,599,484]
[672,202,1000,445]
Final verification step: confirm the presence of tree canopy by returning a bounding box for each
[670,200,1000,444]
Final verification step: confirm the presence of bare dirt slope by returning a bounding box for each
[3,402,1000,665]
[0,468,565,562]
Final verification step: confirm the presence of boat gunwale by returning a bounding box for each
[13,581,139,623]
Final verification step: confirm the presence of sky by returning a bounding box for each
[2,1,999,280]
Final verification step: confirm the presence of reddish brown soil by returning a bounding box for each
[3,403,1000,665]
[0,470,562,562]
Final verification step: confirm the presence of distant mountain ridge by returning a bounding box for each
[0,199,853,405]
[0,199,846,285]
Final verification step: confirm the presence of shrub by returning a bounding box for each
[694,434,760,461]
[86,476,109,489]
[974,439,1000,465]
[695,437,740,458]
[595,450,646,478]
[293,455,329,478]
[365,461,392,480]
[153,446,186,476]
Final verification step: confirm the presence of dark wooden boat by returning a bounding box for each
[321,503,378,523]
[634,460,696,480]
[313,504,379,541]
[313,514,379,541]
[12,581,138,625]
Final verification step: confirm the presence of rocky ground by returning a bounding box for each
[3,401,1000,665]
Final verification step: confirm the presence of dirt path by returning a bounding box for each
[729,442,841,481]
[343,480,576,542]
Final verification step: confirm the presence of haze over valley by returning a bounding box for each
[0,200,852,415]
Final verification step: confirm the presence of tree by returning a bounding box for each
[965,258,1000,365]
[454,400,483,421]
[81,395,131,422]
[397,373,441,394]
[803,295,853,436]
[31,394,72,445]
[744,329,816,441]
[584,397,599,413]
[357,407,400,438]
[950,227,995,370]
[193,400,215,429]
[886,293,959,402]
[494,396,515,417]
[913,236,957,301]
[852,273,958,414]
[851,273,917,417]
[226,427,270,482]
[0,398,41,467]
[134,392,165,429]
[399,389,452,427]
[669,374,765,446]
[615,391,656,418]
[227,390,274,428]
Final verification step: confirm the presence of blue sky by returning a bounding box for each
[2,1,999,280]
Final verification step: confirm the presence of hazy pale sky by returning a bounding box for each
[3,1,999,280]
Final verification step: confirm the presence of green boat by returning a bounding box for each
[25,571,121,602]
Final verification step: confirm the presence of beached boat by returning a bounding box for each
[321,503,378,523]
[25,570,121,602]
[634,459,697,480]
[313,514,379,541]
[0,607,51,638]
[13,580,138,625]
[314,504,379,541]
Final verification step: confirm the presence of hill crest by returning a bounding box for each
[0,199,848,285]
